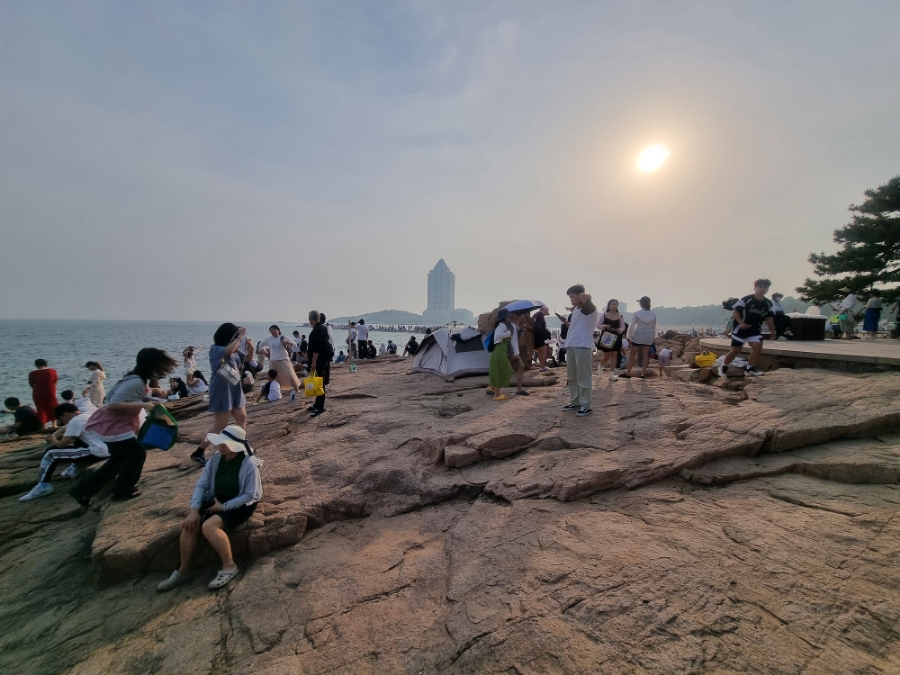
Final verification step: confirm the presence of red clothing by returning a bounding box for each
[28,368,58,425]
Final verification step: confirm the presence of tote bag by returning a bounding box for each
[598,331,617,349]
[303,370,325,398]
[138,405,179,451]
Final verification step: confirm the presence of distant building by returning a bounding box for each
[423,259,456,324]
[450,308,475,324]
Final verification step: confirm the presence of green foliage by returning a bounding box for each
[798,176,900,303]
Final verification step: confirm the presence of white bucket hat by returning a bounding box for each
[206,425,254,455]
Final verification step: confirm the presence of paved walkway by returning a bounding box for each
[699,337,900,367]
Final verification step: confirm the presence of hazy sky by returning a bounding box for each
[2,1,898,321]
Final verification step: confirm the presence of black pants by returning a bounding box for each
[76,437,146,499]
[358,341,368,359]
[774,312,792,338]
[314,363,330,410]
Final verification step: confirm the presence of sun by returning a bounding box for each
[637,145,670,172]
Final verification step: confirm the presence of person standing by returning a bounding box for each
[717,279,777,377]
[532,306,553,371]
[183,347,198,379]
[623,297,658,379]
[291,331,303,363]
[348,322,359,360]
[28,359,59,428]
[191,324,249,466]
[259,325,301,397]
[307,310,333,417]
[838,287,858,340]
[561,285,598,417]
[85,361,106,408]
[488,313,515,400]
[863,291,883,339]
[356,320,369,360]
[555,311,572,364]
[770,293,793,340]
[70,348,177,505]
[596,300,625,381]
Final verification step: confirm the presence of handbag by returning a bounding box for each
[598,331,617,349]
[216,357,240,385]
[137,404,179,451]
[695,351,718,368]
[303,370,325,397]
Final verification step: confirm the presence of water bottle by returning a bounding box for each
[290,390,295,401]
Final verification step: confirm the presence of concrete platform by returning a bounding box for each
[699,337,900,371]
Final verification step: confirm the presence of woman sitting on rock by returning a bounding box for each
[158,425,262,592]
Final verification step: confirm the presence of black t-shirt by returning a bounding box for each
[308,323,333,363]
[734,295,773,328]
[14,406,41,434]
[406,339,419,355]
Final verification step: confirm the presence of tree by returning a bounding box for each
[797,176,900,304]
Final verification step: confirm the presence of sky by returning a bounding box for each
[1,1,899,321]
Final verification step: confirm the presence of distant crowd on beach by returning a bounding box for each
[2,279,892,592]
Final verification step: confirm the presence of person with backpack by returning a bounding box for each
[307,310,333,417]
[70,348,177,506]
[717,279,777,377]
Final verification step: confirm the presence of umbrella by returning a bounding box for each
[502,299,545,313]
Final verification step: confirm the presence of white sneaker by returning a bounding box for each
[157,570,191,592]
[61,464,78,479]
[19,483,54,501]
[608,373,619,381]
[776,336,788,341]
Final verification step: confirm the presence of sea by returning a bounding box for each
[0,319,422,409]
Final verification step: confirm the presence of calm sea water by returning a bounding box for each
[0,319,421,408]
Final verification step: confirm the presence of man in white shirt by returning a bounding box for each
[561,284,598,417]
[356,320,370,359]
[19,403,109,501]
[259,325,301,397]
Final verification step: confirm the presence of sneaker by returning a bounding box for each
[745,367,763,377]
[19,483,54,502]
[717,366,727,378]
[608,373,619,381]
[60,464,78,479]
[190,449,206,467]
[776,336,789,341]
[309,408,324,417]
[157,570,191,592]
[620,373,632,379]
[562,404,579,412]
[111,489,142,502]
[69,487,91,508]
[539,366,551,372]
[576,407,593,417]
[784,330,793,337]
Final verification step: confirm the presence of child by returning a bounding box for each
[256,369,283,403]
[0,397,42,435]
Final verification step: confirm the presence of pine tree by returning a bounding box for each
[797,176,900,304]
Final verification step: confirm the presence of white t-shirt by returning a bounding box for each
[261,335,291,362]
[74,397,98,414]
[292,338,302,354]
[356,324,369,340]
[187,380,208,396]
[349,327,358,341]
[564,307,599,349]
[64,413,110,458]
[265,380,282,402]
[840,294,857,310]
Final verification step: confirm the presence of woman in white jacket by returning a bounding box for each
[623,296,658,379]
[157,425,263,592]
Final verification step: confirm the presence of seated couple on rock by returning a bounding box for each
[158,425,263,591]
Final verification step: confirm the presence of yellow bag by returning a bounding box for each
[695,351,717,368]
[303,370,325,397]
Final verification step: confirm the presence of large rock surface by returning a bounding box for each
[1,361,899,674]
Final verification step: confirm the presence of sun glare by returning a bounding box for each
[637,145,670,172]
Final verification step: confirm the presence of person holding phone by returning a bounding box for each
[191,323,247,466]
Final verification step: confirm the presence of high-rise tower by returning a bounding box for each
[423,259,455,324]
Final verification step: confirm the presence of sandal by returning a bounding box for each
[208,567,239,590]
[493,394,509,401]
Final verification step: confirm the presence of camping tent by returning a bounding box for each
[412,327,490,378]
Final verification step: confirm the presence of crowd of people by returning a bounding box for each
[2,280,891,591]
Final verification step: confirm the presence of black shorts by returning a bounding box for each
[201,499,257,532]
[730,325,762,347]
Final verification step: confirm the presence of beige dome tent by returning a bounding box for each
[411,327,490,378]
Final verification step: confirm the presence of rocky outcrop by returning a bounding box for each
[2,364,900,674]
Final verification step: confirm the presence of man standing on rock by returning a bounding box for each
[562,285,598,417]
[718,279,777,377]
[307,310,333,417]
[356,319,369,360]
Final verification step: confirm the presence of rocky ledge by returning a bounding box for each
[1,359,899,674]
